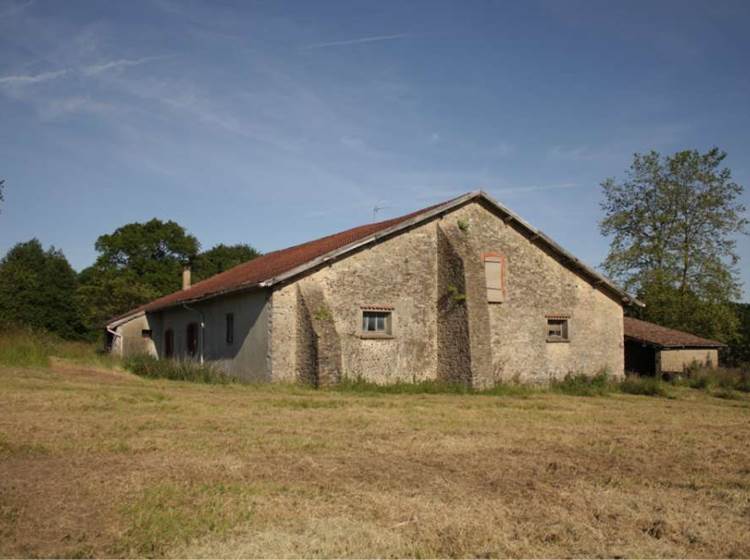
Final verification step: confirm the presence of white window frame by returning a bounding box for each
[360,307,394,338]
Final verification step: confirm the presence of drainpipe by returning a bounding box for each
[182,303,205,364]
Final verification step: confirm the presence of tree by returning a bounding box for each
[600,148,747,342]
[92,219,199,296]
[724,303,750,367]
[192,243,261,282]
[0,239,85,338]
[77,219,199,334]
[76,265,159,338]
[0,179,5,213]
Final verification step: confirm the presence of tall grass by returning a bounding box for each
[0,325,117,369]
[619,376,671,397]
[550,371,613,396]
[330,373,678,398]
[124,354,236,384]
[681,365,750,397]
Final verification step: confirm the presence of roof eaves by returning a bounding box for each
[476,191,643,307]
[259,190,480,288]
[107,310,145,329]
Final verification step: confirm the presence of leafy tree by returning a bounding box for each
[0,239,85,338]
[77,219,199,334]
[76,265,159,338]
[92,219,199,295]
[725,303,750,367]
[192,243,260,282]
[600,148,747,342]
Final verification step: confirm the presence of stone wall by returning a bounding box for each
[659,348,719,373]
[439,201,624,382]
[436,226,471,384]
[270,218,439,384]
[269,199,625,384]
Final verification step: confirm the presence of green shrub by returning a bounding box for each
[124,354,234,384]
[619,376,670,397]
[550,372,613,396]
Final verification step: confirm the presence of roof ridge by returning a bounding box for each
[108,190,639,326]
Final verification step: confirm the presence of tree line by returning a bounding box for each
[0,147,748,363]
[0,219,259,340]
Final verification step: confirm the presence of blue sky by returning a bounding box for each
[1,0,749,300]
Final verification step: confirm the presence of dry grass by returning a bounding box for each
[1,364,749,558]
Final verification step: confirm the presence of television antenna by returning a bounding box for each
[372,204,391,221]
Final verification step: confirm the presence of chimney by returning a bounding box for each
[182,265,191,290]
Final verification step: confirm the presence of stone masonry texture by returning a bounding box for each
[269,199,624,385]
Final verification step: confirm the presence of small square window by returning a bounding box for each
[141,329,153,338]
[546,318,569,342]
[226,313,234,345]
[361,310,392,336]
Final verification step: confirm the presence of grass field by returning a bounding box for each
[1,361,749,558]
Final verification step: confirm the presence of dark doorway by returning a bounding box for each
[164,329,174,358]
[186,323,199,358]
[625,340,656,376]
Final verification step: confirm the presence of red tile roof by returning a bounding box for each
[110,201,442,322]
[624,317,726,348]
[109,191,640,325]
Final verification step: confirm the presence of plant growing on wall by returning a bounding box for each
[313,306,332,322]
[447,284,466,304]
[457,218,470,232]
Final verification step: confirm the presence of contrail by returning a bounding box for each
[302,33,410,50]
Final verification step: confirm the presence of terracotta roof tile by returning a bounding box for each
[109,191,640,325]
[624,317,725,348]
[112,201,443,321]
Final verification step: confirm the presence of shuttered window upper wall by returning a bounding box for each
[484,253,505,302]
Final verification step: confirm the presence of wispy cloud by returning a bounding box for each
[0,69,67,86]
[0,56,168,89]
[302,33,411,51]
[81,56,171,76]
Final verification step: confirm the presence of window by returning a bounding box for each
[164,329,174,358]
[361,310,392,336]
[226,313,234,345]
[546,318,569,342]
[186,323,199,357]
[141,329,153,338]
[483,253,505,303]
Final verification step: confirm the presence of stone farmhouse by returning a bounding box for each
[106,191,642,386]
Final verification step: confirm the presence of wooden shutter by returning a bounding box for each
[484,254,505,302]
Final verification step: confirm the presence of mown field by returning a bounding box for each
[1,359,749,558]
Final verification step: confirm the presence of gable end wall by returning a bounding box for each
[269,200,624,384]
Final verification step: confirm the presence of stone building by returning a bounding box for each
[106,191,641,386]
[624,317,725,376]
